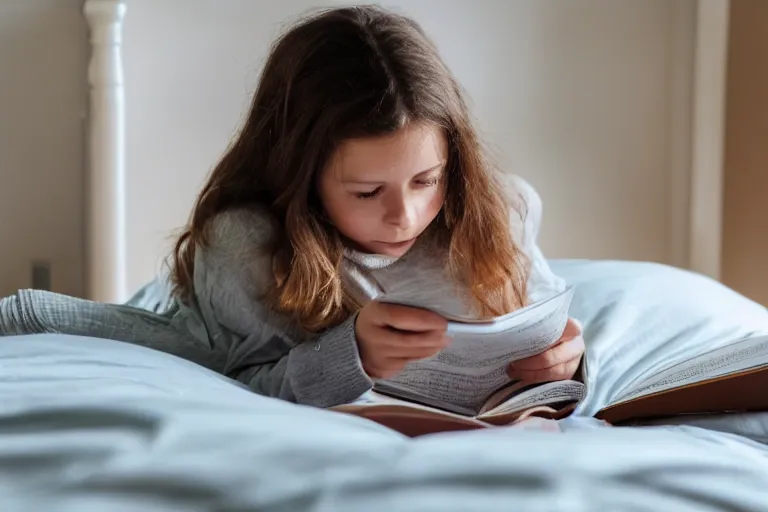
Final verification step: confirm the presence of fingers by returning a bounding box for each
[357,301,452,379]
[380,341,449,359]
[506,318,584,384]
[374,302,449,332]
[511,335,585,372]
[509,355,582,384]
[374,327,447,356]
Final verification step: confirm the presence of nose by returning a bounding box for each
[383,191,415,231]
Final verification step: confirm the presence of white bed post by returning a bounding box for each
[84,0,128,303]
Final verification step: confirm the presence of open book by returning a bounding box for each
[593,333,768,424]
[333,288,768,436]
[333,288,587,435]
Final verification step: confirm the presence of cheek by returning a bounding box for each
[322,191,375,236]
[319,175,346,220]
[422,187,445,222]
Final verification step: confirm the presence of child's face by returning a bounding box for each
[319,123,447,257]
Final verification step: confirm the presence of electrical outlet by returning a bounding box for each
[31,261,52,291]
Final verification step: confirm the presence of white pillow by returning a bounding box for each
[550,259,768,434]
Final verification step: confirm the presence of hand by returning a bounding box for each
[507,317,585,384]
[355,301,450,379]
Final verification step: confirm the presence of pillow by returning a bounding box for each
[550,259,768,440]
[125,277,174,313]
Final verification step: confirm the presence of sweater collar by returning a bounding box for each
[343,248,401,270]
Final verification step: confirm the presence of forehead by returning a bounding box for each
[327,123,447,180]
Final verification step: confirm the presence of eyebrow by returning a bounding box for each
[342,163,445,185]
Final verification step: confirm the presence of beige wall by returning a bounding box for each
[120,0,695,292]
[721,0,768,306]
[0,0,87,298]
[0,0,698,297]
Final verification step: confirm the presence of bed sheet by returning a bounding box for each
[3,333,768,512]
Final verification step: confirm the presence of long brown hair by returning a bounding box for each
[170,5,529,332]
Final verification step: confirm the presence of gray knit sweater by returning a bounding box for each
[0,175,565,408]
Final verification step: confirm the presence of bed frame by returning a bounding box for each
[84,0,128,303]
[81,0,732,303]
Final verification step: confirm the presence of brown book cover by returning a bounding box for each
[595,364,768,424]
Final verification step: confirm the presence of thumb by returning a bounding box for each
[560,318,583,341]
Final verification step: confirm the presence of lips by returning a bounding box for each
[380,238,415,246]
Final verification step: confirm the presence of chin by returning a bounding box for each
[371,238,417,257]
[376,247,409,258]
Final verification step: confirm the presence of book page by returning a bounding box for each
[613,334,768,405]
[343,390,471,417]
[482,380,586,417]
[365,386,479,416]
[374,287,574,414]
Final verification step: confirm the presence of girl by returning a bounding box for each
[0,5,584,409]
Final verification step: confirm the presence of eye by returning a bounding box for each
[416,174,442,187]
[354,188,381,199]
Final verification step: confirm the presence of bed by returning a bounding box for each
[4,260,768,511]
[5,0,768,510]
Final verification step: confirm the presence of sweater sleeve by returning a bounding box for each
[192,208,373,408]
[503,174,567,303]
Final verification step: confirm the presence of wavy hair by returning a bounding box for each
[170,5,529,332]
